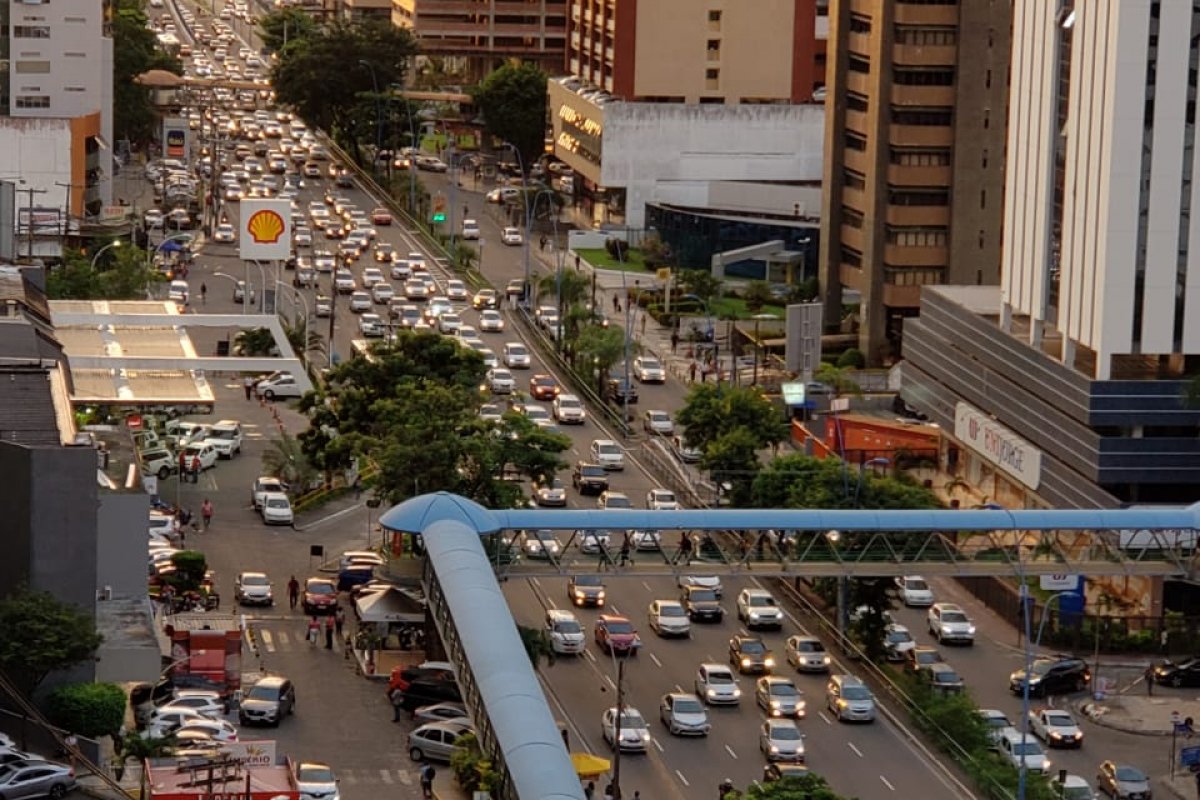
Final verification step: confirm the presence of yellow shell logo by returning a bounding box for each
[246,209,285,244]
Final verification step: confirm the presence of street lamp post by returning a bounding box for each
[90,240,122,271]
[599,644,628,799]
[852,457,890,506]
[501,142,531,305]
[358,60,384,175]
[213,271,247,314]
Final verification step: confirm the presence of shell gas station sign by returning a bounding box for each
[238,198,292,261]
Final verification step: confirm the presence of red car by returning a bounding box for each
[371,207,393,226]
[302,578,338,614]
[529,374,560,401]
[595,615,641,656]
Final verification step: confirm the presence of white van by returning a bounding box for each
[205,420,243,458]
[545,609,585,655]
[461,219,480,240]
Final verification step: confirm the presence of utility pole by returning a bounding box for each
[16,186,49,260]
[612,657,625,800]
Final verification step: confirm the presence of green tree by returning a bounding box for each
[0,589,103,695]
[835,348,866,369]
[701,428,762,507]
[47,246,161,301]
[726,773,845,800]
[261,431,318,492]
[235,327,276,357]
[112,733,176,780]
[472,62,548,171]
[536,269,590,309]
[640,234,673,270]
[676,384,789,456]
[112,0,183,145]
[257,8,318,54]
[742,280,774,313]
[167,551,207,593]
[678,269,723,307]
[44,683,126,739]
[814,362,862,397]
[574,323,627,394]
[280,313,326,367]
[516,624,556,670]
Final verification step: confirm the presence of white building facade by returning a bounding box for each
[1003,0,1200,379]
[3,0,114,221]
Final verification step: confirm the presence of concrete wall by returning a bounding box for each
[0,442,36,600]
[97,492,151,598]
[29,445,100,613]
[0,119,71,258]
[8,2,110,122]
[600,103,824,227]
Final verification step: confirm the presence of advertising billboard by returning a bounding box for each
[162,117,189,160]
[239,198,292,260]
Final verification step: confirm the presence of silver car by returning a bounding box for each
[659,693,710,736]
[756,676,806,718]
[759,718,805,762]
[0,761,76,800]
[785,635,831,673]
[408,720,473,763]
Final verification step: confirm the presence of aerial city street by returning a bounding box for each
[2,2,1200,800]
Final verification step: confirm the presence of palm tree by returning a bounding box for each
[517,624,555,669]
[234,327,275,357]
[536,269,589,309]
[112,733,176,781]
[262,430,318,490]
[280,314,326,367]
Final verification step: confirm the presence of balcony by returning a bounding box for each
[882,282,923,309]
[845,70,869,96]
[883,244,947,267]
[885,204,950,227]
[844,147,868,173]
[841,186,865,209]
[893,43,957,66]
[887,163,951,186]
[894,2,958,26]
[840,224,864,251]
[847,32,870,56]
[844,109,869,135]
[889,124,954,147]
[891,84,955,107]
[838,263,865,292]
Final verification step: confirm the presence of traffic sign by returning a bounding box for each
[432,194,447,223]
[1039,574,1079,591]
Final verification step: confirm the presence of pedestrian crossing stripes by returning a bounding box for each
[336,768,413,786]
[250,623,348,653]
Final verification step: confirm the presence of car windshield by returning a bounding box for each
[1013,742,1042,756]
[795,640,824,653]
[690,590,718,602]
[916,650,940,664]
[534,531,557,542]
[267,498,289,509]
[770,683,798,697]
[934,671,960,684]
[673,697,703,714]
[641,359,661,369]
[210,429,237,440]
[554,621,582,634]
[508,345,527,356]
[749,596,774,606]
[620,712,645,728]
[653,491,675,502]
[1030,661,1055,675]
[605,620,634,634]
[942,611,969,623]
[582,466,606,476]
[559,398,580,408]
[771,725,801,740]
[596,443,620,456]
[906,579,929,590]
[888,630,913,643]
[307,582,334,595]
[1115,767,1145,782]
[659,605,685,617]
[605,496,631,508]
[707,671,734,684]
[1045,713,1074,727]
[297,765,335,783]
[842,686,871,700]
[246,684,279,701]
[574,575,602,586]
[242,574,269,586]
[739,641,766,654]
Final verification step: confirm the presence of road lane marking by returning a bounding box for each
[642,581,652,591]
[605,675,616,690]
[706,654,715,662]
[610,605,620,614]
[260,630,274,653]
[724,745,738,759]
[649,653,662,667]
[652,737,663,753]
[675,770,690,787]
[531,577,541,588]
[848,742,864,758]
[817,712,832,725]
[547,597,557,609]
[584,649,596,663]
[674,684,683,693]
[379,770,393,784]
[880,776,895,791]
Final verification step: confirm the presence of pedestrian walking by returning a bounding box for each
[1146,665,1156,696]
[390,687,404,721]
[675,532,693,565]
[419,763,436,799]
[306,616,320,646]
[584,781,595,800]
[179,450,188,478]
[287,576,300,610]
[63,734,78,770]
[575,252,582,270]
[539,234,548,251]
[190,455,201,483]
[640,314,647,337]
[688,361,698,382]
[200,282,207,305]
[243,376,253,400]
[670,330,679,353]
[201,498,214,529]
[335,606,346,637]
[613,294,621,312]
[324,615,335,649]
[618,537,632,567]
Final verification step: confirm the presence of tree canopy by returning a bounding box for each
[676,384,790,456]
[271,21,416,143]
[257,8,319,54]
[297,332,569,506]
[472,62,549,171]
[112,0,182,145]
[0,589,103,695]
[727,773,846,800]
[47,245,162,300]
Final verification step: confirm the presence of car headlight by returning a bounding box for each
[1050,732,1062,739]
[967,625,976,634]
[731,688,742,697]
[741,658,752,667]
[770,700,781,708]
[764,658,775,667]
[749,611,760,619]
[770,745,779,753]
[823,656,831,664]
[640,732,650,741]
[707,689,718,698]
[597,591,605,599]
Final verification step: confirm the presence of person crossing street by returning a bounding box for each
[201,498,214,529]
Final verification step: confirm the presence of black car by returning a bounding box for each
[572,461,609,495]
[399,678,462,712]
[905,646,944,673]
[1153,656,1200,687]
[1009,655,1091,697]
[605,378,639,404]
[729,635,774,675]
[681,586,724,622]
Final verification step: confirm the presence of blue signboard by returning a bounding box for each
[1179,745,1200,767]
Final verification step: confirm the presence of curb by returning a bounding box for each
[1074,699,1174,737]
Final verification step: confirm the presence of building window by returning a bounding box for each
[849,14,871,34]
[12,25,50,38]
[890,147,951,166]
[14,60,50,73]
[895,25,956,46]
[842,207,865,228]
[64,52,86,57]
[708,9,721,28]
[64,86,85,92]
[893,68,955,86]
[848,55,870,74]
[842,246,863,268]
[890,107,953,126]
[14,95,50,109]
[886,227,948,246]
[986,68,992,89]
[705,68,719,88]
[980,189,987,209]
[63,17,89,23]
[706,39,720,58]
[846,92,869,112]
[888,187,949,206]
[843,168,866,190]
[981,148,988,168]
[844,131,867,151]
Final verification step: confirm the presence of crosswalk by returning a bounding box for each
[337,767,415,787]
[246,620,341,653]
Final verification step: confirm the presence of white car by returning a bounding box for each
[252,476,288,509]
[182,443,219,471]
[896,575,935,607]
[461,219,480,239]
[757,676,806,719]
[479,310,505,332]
[502,342,530,368]
[759,718,805,763]
[695,663,741,705]
[486,368,515,394]
[295,762,340,800]
[646,488,679,510]
[552,393,585,424]
[784,636,831,673]
[521,530,562,560]
[643,409,674,436]
[162,690,227,718]
[359,313,385,337]
[349,291,372,313]
[145,708,209,737]
[260,492,294,525]
[601,707,650,752]
[445,279,468,301]
[168,280,190,305]
[633,355,666,382]
[928,603,976,645]
[1028,708,1083,748]
[998,728,1049,773]
[361,267,385,288]
[213,223,236,243]
[577,529,611,554]
[884,623,917,660]
[501,226,523,246]
[294,226,313,246]
[590,439,624,470]
[438,312,463,334]
[737,588,784,630]
[371,283,395,303]
[648,600,691,637]
[234,572,274,606]
[256,372,304,399]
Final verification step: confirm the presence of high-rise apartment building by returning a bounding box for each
[567,0,826,104]
[391,0,567,79]
[0,0,113,227]
[819,0,1011,364]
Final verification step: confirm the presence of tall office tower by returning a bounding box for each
[0,0,114,242]
[1004,0,1200,381]
[818,0,1012,364]
[566,0,826,104]
[391,0,567,80]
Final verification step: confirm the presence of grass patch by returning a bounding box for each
[707,297,787,320]
[575,248,650,272]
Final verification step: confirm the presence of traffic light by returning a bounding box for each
[431,194,447,223]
